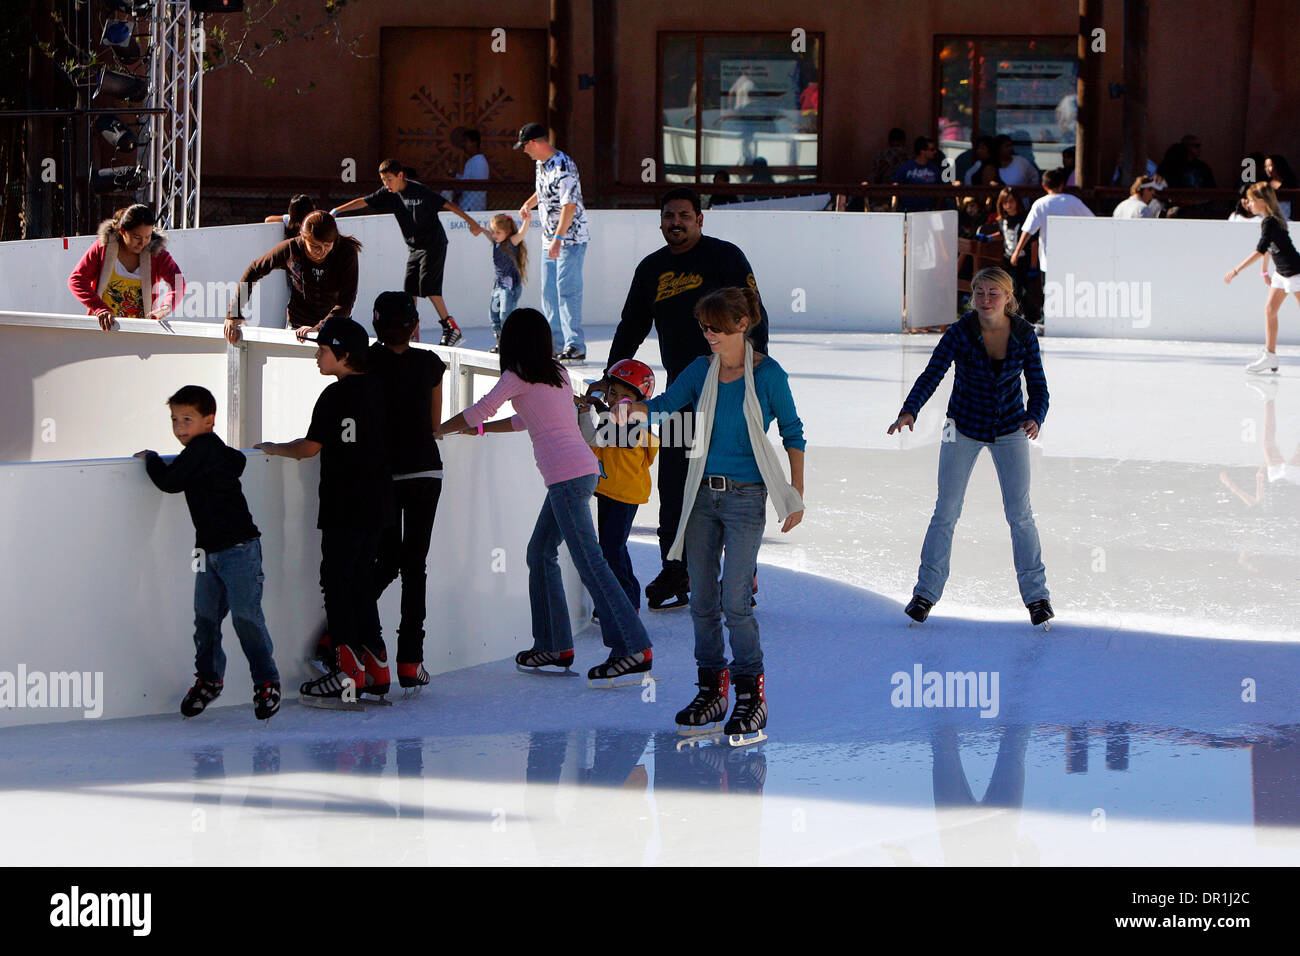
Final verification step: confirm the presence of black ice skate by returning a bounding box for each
[587,649,655,689]
[905,595,933,625]
[439,317,463,348]
[1027,599,1055,631]
[180,676,223,718]
[675,667,730,737]
[515,648,578,676]
[723,673,768,747]
[645,566,689,610]
[253,681,281,721]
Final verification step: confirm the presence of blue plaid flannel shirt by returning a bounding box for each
[900,312,1049,442]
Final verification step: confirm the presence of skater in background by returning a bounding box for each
[225,210,361,345]
[617,287,805,743]
[1224,183,1300,373]
[68,204,184,330]
[134,385,281,720]
[367,291,446,693]
[574,359,660,615]
[483,212,530,352]
[332,159,484,347]
[257,317,395,705]
[264,194,315,239]
[889,266,1053,629]
[434,307,653,686]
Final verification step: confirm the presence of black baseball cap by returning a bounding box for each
[513,122,547,149]
[372,291,418,334]
[305,316,369,358]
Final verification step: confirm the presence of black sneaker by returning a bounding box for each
[646,566,689,610]
[904,595,933,623]
[181,676,223,717]
[558,345,587,363]
[253,681,281,720]
[439,318,463,347]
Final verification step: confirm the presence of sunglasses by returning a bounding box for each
[698,321,733,335]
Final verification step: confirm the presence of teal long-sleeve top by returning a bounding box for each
[644,354,805,483]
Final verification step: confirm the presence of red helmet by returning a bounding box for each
[607,359,656,400]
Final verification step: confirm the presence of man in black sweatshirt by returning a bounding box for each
[606,187,769,609]
[136,385,281,720]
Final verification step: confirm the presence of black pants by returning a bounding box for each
[597,494,640,610]
[321,525,385,659]
[655,407,694,573]
[374,477,441,663]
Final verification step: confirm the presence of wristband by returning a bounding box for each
[477,423,484,436]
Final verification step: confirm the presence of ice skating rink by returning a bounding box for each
[2,327,1298,866]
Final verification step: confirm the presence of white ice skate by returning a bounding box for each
[1244,349,1279,374]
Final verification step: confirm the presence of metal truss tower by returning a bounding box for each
[146,2,203,229]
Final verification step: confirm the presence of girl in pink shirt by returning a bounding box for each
[436,308,653,685]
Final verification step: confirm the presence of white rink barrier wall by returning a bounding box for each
[0,316,588,727]
[1044,217,1300,346]
[0,209,909,335]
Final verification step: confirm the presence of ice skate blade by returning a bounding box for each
[516,663,579,677]
[588,673,658,690]
[677,721,724,737]
[675,729,767,750]
[907,618,926,628]
[1036,621,1053,632]
[300,693,391,710]
[647,598,689,611]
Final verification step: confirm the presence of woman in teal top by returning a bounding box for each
[620,286,805,744]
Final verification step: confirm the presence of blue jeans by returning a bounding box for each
[540,241,586,352]
[597,494,640,611]
[526,473,651,656]
[915,424,1049,605]
[193,538,279,685]
[684,479,768,677]
[490,283,522,337]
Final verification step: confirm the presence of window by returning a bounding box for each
[660,32,823,185]
[936,37,1077,180]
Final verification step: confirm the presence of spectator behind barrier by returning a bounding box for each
[67,203,184,332]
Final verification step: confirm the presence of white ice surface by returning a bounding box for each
[2,326,1298,866]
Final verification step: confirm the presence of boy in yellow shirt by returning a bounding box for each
[577,360,659,615]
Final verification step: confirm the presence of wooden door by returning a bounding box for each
[380,27,547,207]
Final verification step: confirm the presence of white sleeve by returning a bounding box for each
[1023,202,1044,235]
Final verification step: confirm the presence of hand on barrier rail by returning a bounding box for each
[96,309,115,332]
[224,318,244,345]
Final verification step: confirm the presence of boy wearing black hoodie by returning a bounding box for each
[135,385,281,720]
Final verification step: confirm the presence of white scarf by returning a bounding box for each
[97,234,154,317]
[667,341,805,560]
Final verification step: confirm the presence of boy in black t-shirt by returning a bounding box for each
[256,316,395,706]
[135,385,281,720]
[367,292,448,690]
[332,159,484,348]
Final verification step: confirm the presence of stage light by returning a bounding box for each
[95,115,138,152]
[101,20,141,66]
[92,165,146,194]
[93,67,149,103]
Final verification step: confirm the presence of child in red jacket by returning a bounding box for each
[67,204,184,330]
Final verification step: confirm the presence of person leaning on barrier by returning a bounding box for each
[68,204,184,331]
[224,210,361,346]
